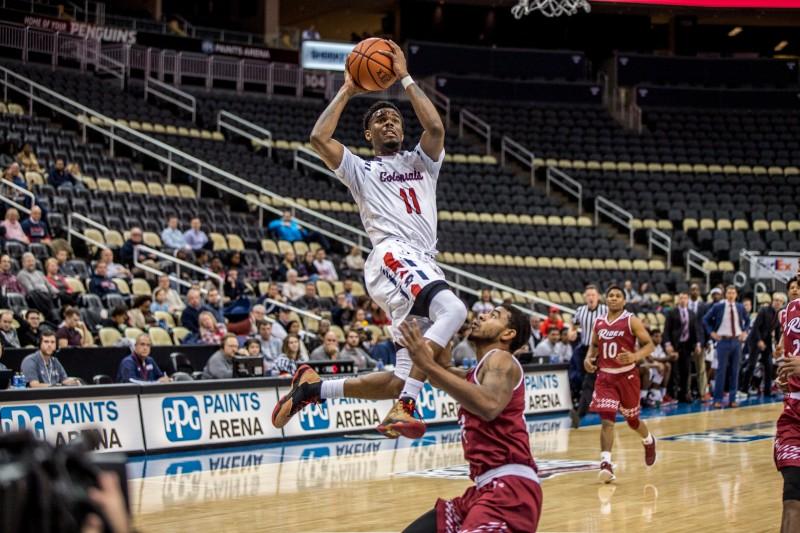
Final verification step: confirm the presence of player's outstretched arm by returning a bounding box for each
[379,40,444,161]
[400,321,518,421]
[310,72,364,170]
[618,316,655,365]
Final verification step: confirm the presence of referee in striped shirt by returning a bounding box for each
[569,284,607,429]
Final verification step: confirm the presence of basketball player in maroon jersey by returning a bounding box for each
[585,286,657,483]
[773,276,800,532]
[400,305,540,533]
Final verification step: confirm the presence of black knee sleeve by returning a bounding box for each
[783,467,800,501]
[402,508,437,533]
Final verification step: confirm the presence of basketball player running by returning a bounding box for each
[773,276,800,532]
[585,286,657,483]
[272,41,467,439]
[401,305,541,533]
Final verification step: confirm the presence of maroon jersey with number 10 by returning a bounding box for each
[775,299,800,470]
[593,311,637,371]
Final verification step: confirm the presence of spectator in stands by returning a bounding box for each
[340,329,377,370]
[0,343,6,371]
[554,327,572,364]
[198,311,227,345]
[294,282,322,312]
[275,250,299,282]
[222,268,248,303]
[282,269,305,301]
[332,293,355,327]
[2,208,29,244]
[343,245,365,273]
[119,227,156,269]
[44,257,77,307]
[16,144,41,173]
[57,307,92,348]
[3,163,29,204]
[285,320,310,360]
[241,338,262,358]
[54,248,70,274]
[743,292,783,396]
[228,303,266,336]
[341,278,357,306]
[102,306,129,334]
[313,249,338,281]
[21,205,50,243]
[154,275,185,314]
[539,306,564,336]
[368,300,390,326]
[301,24,320,41]
[128,295,155,331]
[204,287,225,323]
[0,310,21,348]
[260,282,285,314]
[89,261,121,299]
[66,163,84,183]
[622,279,642,305]
[268,211,306,242]
[472,289,494,315]
[351,308,369,329]
[48,158,84,191]
[272,334,302,376]
[116,334,170,383]
[0,254,24,295]
[99,248,132,281]
[310,330,340,361]
[183,217,209,251]
[161,216,188,250]
[255,320,282,362]
[18,253,59,318]
[298,250,318,281]
[534,327,562,362]
[452,323,476,366]
[202,334,239,379]
[150,288,170,314]
[21,330,79,387]
[527,316,542,350]
[18,309,42,347]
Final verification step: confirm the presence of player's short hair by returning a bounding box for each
[500,303,531,353]
[606,285,625,299]
[363,100,402,131]
[788,277,800,291]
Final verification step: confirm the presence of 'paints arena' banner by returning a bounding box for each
[0,366,570,453]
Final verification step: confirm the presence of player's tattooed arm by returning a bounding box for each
[379,40,445,161]
[618,316,655,365]
[400,321,518,421]
[310,71,363,170]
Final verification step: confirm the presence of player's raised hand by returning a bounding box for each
[377,40,409,79]
[399,319,434,370]
[342,69,366,96]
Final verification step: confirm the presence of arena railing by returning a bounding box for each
[500,136,535,186]
[144,74,196,122]
[1,180,36,208]
[217,110,273,159]
[594,196,634,247]
[647,228,672,269]
[545,167,582,215]
[738,249,794,290]
[0,67,573,317]
[458,109,491,155]
[66,212,111,251]
[686,249,711,288]
[82,40,125,89]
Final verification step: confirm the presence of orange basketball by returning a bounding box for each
[346,38,397,92]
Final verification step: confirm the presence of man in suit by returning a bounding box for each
[743,293,784,396]
[687,283,712,401]
[664,291,701,403]
[703,285,750,408]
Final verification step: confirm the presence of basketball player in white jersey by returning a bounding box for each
[272,41,467,439]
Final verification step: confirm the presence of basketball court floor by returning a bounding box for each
[128,398,783,532]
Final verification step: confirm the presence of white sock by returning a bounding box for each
[642,433,654,445]
[601,451,612,464]
[321,379,346,399]
[400,377,425,400]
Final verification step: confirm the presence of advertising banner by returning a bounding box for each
[140,388,282,451]
[0,10,137,43]
[300,40,355,71]
[0,395,144,453]
[135,32,298,63]
[749,255,799,280]
[280,391,394,438]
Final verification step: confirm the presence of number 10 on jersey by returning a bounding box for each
[602,342,618,359]
[400,187,421,215]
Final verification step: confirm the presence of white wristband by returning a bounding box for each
[401,75,415,89]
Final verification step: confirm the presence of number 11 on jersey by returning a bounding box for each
[400,187,421,215]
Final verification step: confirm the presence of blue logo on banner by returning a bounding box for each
[0,405,46,439]
[418,382,437,419]
[165,460,203,476]
[299,401,330,430]
[162,397,202,442]
[300,446,331,459]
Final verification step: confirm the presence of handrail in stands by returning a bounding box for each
[595,196,633,247]
[459,109,491,155]
[66,212,110,251]
[144,75,196,122]
[0,66,572,315]
[647,228,672,269]
[260,297,322,322]
[686,249,711,288]
[82,40,125,89]
[500,135,535,186]
[545,167,582,215]
[1,180,36,208]
[217,110,273,159]
[293,145,346,183]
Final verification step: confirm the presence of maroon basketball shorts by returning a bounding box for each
[775,398,800,470]
[435,473,542,533]
[590,367,641,420]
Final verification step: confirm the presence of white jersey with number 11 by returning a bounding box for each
[334,143,444,255]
